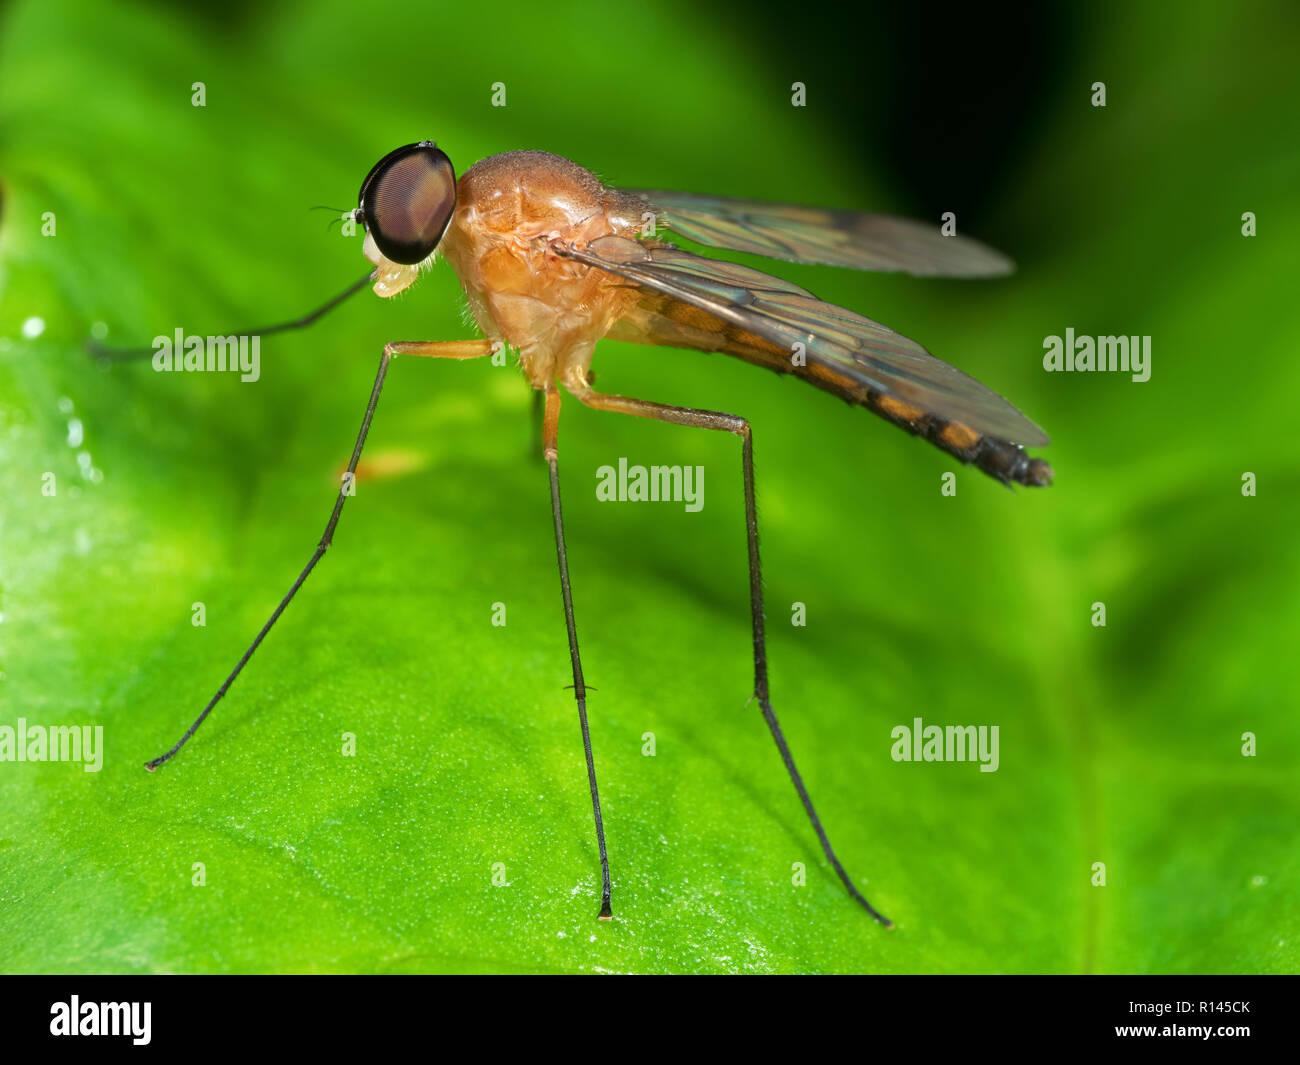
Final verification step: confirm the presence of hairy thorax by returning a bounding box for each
[438,150,647,389]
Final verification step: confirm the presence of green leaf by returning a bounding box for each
[1,0,1296,973]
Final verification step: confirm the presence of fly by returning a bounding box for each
[94,141,1054,927]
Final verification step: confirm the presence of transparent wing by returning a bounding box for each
[557,235,1048,446]
[625,189,1014,278]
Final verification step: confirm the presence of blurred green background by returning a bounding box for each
[0,0,1296,974]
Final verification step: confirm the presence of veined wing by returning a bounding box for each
[625,189,1014,278]
[556,235,1048,448]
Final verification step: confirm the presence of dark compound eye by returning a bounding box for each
[358,142,456,265]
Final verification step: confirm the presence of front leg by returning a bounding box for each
[145,339,495,769]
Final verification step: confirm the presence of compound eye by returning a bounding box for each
[358,142,456,265]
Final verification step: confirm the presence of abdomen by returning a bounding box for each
[608,287,1053,487]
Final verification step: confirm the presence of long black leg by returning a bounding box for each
[740,431,892,926]
[542,388,613,919]
[145,338,493,771]
[144,348,394,770]
[568,383,891,926]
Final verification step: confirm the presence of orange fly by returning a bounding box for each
[96,141,1053,926]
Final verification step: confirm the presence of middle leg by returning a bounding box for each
[541,387,613,919]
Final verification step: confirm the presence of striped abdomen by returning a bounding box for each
[863,389,1053,488]
[606,291,1053,488]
